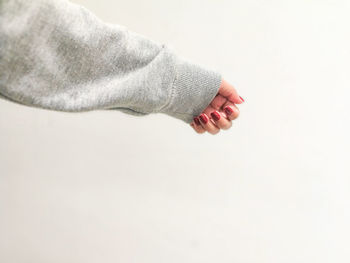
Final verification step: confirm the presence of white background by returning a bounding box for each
[1,0,349,262]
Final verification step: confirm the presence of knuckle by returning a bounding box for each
[209,129,220,135]
[222,123,232,130]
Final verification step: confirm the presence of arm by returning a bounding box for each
[0,0,222,124]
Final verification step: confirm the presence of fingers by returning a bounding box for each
[190,117,206,134]
[202,104,232,130]
[191,99,238,134]
[218,79,244,104]
[197,113,220,135]
[222,101,240,121]
[191,110,232,133]
[209,110,232,130]
[190,78,244,135]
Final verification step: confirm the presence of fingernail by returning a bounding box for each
[224,106,234,116]
[239,96,245,102]
[199,114,208,124]
[210,111,221,121]
[193,117,201,126]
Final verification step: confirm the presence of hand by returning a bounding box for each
[190,79,244,135]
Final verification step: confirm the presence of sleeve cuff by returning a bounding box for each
[159,55,223,124]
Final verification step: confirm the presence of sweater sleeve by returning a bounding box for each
[0,0,222,124]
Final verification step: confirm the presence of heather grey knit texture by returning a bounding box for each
[0,0,222,124]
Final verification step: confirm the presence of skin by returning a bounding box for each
[190,79,243,135]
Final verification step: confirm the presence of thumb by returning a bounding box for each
[218,79,244,104]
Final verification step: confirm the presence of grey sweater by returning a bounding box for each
[0,0,222,124]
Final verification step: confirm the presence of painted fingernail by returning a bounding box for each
[210,111,221,121]
[199,114,208,124]
[239,96,245,102]
[193,117,201,126]
[224,106,234,116]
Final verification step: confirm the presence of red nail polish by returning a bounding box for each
[211,111,221,121]
[224,106,233,115]
[239,96,245,102]
[193,117,201,126]
[199,114,208,124]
